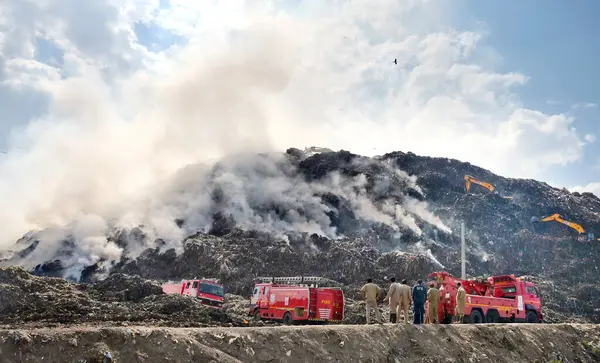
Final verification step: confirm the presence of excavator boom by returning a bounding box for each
[540,213,585,234]
[464,175,495,193]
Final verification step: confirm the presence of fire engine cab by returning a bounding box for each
[428,271,542,324]
[162,278,225,308]
[249,276,345,324]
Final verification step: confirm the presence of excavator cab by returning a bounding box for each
[579,232,597,242]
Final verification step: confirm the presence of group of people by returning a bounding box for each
[360,277,467,324]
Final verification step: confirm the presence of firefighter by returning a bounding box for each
[385,277,401,323]
[360,278,383,324]
[412,279,427,324]
[427,283,440,324]
[455,282,466,323]
[398,279,411,323]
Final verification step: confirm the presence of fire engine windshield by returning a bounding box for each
[200,283,224,297]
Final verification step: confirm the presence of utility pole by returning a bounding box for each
[461,221,466,279]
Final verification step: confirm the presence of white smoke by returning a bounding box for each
[0,27,296,253]
[0,2,470,276]
[391,241,445,269]
[5,141,453,274]
[404,198,453,234]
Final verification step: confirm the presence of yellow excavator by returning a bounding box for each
[464,175,513,199]
[538,213,599,241]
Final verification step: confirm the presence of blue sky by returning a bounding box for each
[454,0,600,187]
[0,0,599,192]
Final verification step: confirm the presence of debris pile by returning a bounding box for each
[0,267,244,328]
[2,148,600,324]
[112,232,437,300]
[88,274,164,302]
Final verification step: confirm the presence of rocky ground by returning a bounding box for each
[2,324,600,363]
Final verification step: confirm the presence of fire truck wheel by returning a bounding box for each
[283,312,293,325]
[485,310,499,324]
[526,310,539,323]
[441,314,452,324]
[469,309,483,324]
[253,310,261,321]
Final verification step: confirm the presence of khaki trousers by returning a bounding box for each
[429,305,438,323]
[389,302,399,323]
[365,300,382,324]
[398,302,410,323]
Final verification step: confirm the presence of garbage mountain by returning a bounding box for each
[1,148,599,323]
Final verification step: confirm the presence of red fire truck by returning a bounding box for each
[428,271,543,324]
[249,276,345,324]
[162,278,225,309]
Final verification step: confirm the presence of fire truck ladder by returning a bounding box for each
[309,291,318,319]
[256,276,338,287]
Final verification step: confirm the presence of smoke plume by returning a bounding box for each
[0,10,454,277]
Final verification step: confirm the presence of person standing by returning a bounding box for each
[455,282,466,324]
[427,283,440,324]
[412,279,427,324]
[398,279,411,323]
[385,277,401,323]
[360,278,383,324]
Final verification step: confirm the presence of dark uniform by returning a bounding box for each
[412,282,427,324]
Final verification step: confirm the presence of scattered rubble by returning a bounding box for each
[0,267,244,329]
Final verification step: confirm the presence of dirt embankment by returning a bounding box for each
[1,324,599,363]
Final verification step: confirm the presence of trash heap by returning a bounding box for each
[2,148,599,324]
[0,267,245,328]
[113,231,437,298]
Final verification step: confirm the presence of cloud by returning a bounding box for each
[585,134,597,143]
[571,182,600,198]
[572,102,598,110]
[0,0,592,270]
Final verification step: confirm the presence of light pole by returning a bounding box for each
[461,221,466,279]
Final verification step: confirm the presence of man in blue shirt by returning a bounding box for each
[412,279,427,324]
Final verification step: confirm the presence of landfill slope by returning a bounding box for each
[2,324,600,363]
[4,148,600,323]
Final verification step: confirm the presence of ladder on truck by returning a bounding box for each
[309,291,318,319]
[256,276,340,287]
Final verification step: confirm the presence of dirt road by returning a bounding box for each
[1,323,599,362]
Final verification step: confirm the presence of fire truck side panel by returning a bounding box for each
[312,290,336,320]
[250,283,344,323]
[464,295,526,321]
[255,285,310,321]
[331,288,345,321]
[272,286,309,321]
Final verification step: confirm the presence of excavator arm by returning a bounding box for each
[540,213,585,234]
[464,175,495,193]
